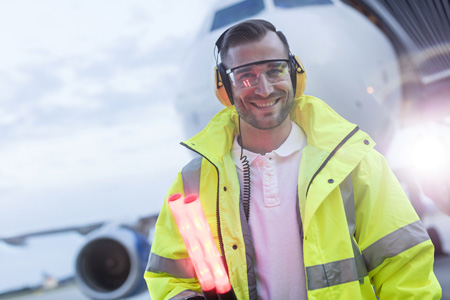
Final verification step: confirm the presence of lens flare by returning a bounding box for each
[410,135,449,176]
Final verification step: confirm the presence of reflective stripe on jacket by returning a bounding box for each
[144,95,442,300]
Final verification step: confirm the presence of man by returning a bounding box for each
[144,19,441,299]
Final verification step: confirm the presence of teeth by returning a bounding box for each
[255,100,276,108]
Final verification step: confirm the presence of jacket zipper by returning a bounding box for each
[305,126,359,198]
[180,142,229,274]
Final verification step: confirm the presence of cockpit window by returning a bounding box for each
[274,0,332,8]
[210,0,265,31]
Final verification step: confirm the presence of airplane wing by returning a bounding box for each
[1,223,104,246]
[1,214,157,246]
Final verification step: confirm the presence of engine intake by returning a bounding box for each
[75,226,150,299]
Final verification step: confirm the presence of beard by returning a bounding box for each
[234,89,294,130]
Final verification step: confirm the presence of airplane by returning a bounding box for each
[1,0,449,299]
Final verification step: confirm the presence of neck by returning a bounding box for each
[239,118,292,155]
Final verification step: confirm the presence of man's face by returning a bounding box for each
[223,31,294,130]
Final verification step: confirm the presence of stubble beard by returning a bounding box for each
[235,90,294,130]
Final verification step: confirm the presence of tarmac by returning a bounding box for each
[434,254,450,300]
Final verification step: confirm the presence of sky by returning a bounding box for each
[0,0,214,293]
[0,0,211,237]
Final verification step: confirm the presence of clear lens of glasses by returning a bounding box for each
[227,59,290,89]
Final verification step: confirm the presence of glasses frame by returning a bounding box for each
[225,59,291,88]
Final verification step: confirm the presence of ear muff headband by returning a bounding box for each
[214,54,307,107]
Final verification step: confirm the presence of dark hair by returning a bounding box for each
[216,19,291,64]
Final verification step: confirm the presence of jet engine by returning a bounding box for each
[75,225,151,300]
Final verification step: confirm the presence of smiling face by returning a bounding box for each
[223,31,294,131]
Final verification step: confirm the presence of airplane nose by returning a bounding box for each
[254,74,274,97]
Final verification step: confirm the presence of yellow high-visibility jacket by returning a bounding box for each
[144,95,442,300]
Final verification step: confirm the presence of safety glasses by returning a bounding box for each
[226,59,290,89]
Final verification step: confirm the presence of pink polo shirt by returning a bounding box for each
[231,121,308,300]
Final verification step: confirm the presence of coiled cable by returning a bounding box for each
[239,118,251,222]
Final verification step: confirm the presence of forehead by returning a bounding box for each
[223,31,288,69]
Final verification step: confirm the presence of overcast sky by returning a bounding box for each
[0,0,211,237]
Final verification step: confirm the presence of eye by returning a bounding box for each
[236,72,256,81]
[266,68,283,77]
[266,63,288,78]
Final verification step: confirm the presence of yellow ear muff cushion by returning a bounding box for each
[293,55,307,98]
[214,65,233,107]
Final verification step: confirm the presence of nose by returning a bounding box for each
[254,73,274,97]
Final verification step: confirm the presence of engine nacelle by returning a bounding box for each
[75,225,151,300]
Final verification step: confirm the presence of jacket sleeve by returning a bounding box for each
[143,172,203,300]
[352,149,442,299]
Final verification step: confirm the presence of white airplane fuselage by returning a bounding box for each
[176,0,403,153]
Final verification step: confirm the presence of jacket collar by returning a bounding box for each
[182,95,364,162]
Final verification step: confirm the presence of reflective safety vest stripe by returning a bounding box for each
[341,174,368,283]
[146,252,195,278]
[306,257,360,290]
[147,156,430,293]
[181,156,202,197]
[362,220,429,272]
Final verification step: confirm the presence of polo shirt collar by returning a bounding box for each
[231,121,306,170]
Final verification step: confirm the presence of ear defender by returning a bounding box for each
[291,55,307,99]
[213,55,307,107]
[214,63,234,106]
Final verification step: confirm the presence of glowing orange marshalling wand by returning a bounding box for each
[168,193,237,300]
